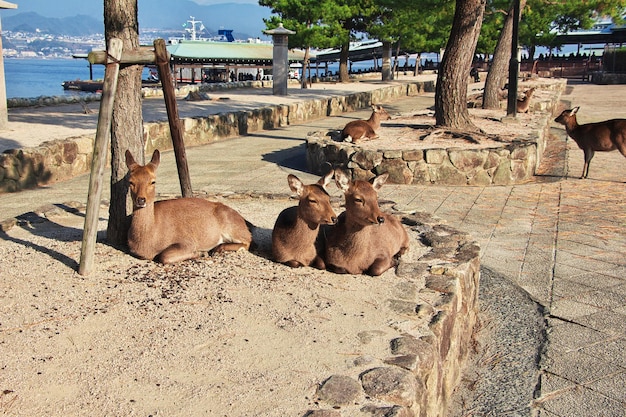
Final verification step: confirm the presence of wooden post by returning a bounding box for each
[154,38,193,198]
[79,38,124,276]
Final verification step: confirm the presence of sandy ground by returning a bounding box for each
[0,193,435,417]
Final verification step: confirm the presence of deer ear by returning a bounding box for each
[318,169,334,189]
[571,107,580,115]
[125,150,137,169]
[149,149,161,168]
[372,172,389,191]
[334,169,351,193]
[288,174,305,196]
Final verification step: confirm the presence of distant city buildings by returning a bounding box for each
[1,28,187,58]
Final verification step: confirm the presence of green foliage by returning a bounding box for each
[260,0,455,54]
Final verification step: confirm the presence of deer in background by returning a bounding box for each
[341,104,391,144]
[272,171,337,268]
[554,107,626,179]
[516,87,535,113]
[324,169,409,276]
[125,149,252,264]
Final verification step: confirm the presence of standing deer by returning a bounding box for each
[125,149,252,264]
[271,171,337,268]
[554,107,626,179]
[324,169,409,276]
[516,87,535,113]
[341,104,391,144]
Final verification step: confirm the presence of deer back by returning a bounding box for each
[272,171,336,268]
[125,149,252,264]
[324,169,409,276]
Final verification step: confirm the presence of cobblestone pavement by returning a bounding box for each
[1,78,625,416]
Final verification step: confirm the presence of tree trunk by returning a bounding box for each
[381,41,393,81]
[435,0,486,130]
[482,0,527,109]
[339,41,350,82]
[104,0,144,246]
[301,47,310,89]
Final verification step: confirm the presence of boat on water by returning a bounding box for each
[61,79,103,92]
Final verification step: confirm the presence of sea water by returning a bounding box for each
[3,58,150,99]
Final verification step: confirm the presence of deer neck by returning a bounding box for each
[566,117,579,135]
[130,202,156,231]
[294,208,320,232]
[368,113,381,130]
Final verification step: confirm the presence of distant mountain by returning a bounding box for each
[1,0,272,40]
[3,12,103,36]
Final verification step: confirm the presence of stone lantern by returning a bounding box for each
[263,23,295,96]
[0,1,17,131]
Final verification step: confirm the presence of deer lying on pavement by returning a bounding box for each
[272,171,337,268]
[553,107,626,179]
[341,104,391,144]
[125,149,252,264]
[324,169,409,276]
[516,87,535,113]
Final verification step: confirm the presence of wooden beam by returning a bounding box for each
[154,38,193,198]
[88,46,158,65]
[78,38,124,276]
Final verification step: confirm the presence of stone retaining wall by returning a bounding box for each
[0,80,435,194]
[307,211,480,416]
[305,81,565,185]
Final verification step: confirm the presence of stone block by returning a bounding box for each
[360,367,419,407]
[351,149,383,170]
[402,150,424,161]
[425,149,447,164]
[316,375,363,407]
[377,159,412,184]
[449,149,488,172]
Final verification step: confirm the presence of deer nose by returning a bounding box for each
[377,216,385,224]
[136,197,146,208]
[331,216,338,224]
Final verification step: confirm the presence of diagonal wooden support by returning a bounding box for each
[79,38,123,276]
[154,38,193,198]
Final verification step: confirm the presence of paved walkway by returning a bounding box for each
[1,78,625,416]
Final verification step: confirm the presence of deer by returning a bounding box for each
[554,107,626,179]
[271,171,337,269]
[341,104,391,144]
[516,87,535,113]
[125,149,252,264]
[323,169,409,276]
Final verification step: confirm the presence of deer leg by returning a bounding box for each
[157,243,198,264]
[284,259,305,268]
[311,255,326,270]
[367,257,393,276]
[212,242,250,253]
[582,149,594,179]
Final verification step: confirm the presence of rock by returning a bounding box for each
[360,367,418,407]
[316,374,363,407]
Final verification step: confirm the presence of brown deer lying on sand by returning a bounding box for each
[272,171,337,268]
[341,104,391,144]
[324,169,409,276]
[554,107,626,179]
[516,87,535,113]
[125,149,252,264]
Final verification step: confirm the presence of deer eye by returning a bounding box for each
[308,198,318,204]
[151,181,156,185]
[354,197,364,204]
